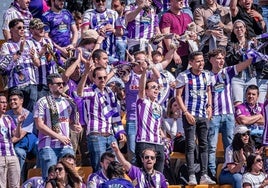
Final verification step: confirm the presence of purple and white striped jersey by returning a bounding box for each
[2,6,32,38]
[125,71,141,121]
[82,85,125,138]
[82,9,118,57]
[87,169,108,187]
[31,37,58,85]
[210,66,237,116]
[162,0,190,12]
[136,98,162,145]
[0,40,38,88]
[263,99,268,146]
[128,165,167,188]
[33,95,74,150]
[125,4,159,40]
[42,9,75,47]
[176,69,211,118]
[0,115,17,156]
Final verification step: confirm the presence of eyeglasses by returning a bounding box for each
[16,26,25,30]
[55,167,64,172]
[98,76,107,80]
[144,155,156,160]
[96,0,106,3]
[149,85,160,90]
[52,82,66,86]
[234,26,244,30]
[255,158,263,163]
[241,132,249,137]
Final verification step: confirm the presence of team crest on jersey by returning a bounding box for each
[236,109,242,115]
[107,12,113,20]
[132,179,138,186]
[0,125,8,138]
[221,72,226,80]
[152,103,161,119]
[189,80,193,85]
[203,76,207,85]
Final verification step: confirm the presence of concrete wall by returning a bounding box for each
[0,0,12,40]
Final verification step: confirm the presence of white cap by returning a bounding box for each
[234,125,250,135]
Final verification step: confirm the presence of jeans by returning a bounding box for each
[87,134,116,172]
[257,78,268,103]
[135,142,165,173]
[70,126,90,166]
[0,156,20,188]
[219,170,242,188]
[126,120,136,164]
[183,116,208,175]
[116,40,127,61]
[15,144,38,182]
[39,147,74,180]
[208,114,234,176]
[231,73,257,104]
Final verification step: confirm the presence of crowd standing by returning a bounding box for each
[0,0,268,187]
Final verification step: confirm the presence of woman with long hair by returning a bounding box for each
[242,153,268,188]
[45,159,83,188]
[219,125,255,187]
[227,19,258,106]
[162,97,185,153]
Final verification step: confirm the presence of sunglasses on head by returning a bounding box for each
[55,167,64,172]
[52,82,66,86]
[144,155,156,160]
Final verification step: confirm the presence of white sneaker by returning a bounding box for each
[200,174,216,184]
[188,174,197,185]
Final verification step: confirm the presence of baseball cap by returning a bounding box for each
[29,18,45,29]
[234,125,250,135]
[81,29,99,40]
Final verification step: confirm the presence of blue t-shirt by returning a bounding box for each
[99,178,133,188]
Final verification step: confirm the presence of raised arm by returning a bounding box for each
[111,142,132,172]
[230,0,239,17]
[235,58,252,73]
[125,0,147,24]
[138,67,147,99]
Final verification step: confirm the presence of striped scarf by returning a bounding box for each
[11,1,32,19]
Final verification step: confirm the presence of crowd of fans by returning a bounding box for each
[0,0,268,187]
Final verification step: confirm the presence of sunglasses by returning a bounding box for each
[17,26,25,30]
[96,0,106,2]
[241,132,249,137]
[255,158,263,163]
[55,167,64,172]
[144,155,156,160]
[53,82,66,86]
[149,85,160,90]
[98,76,107,80]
